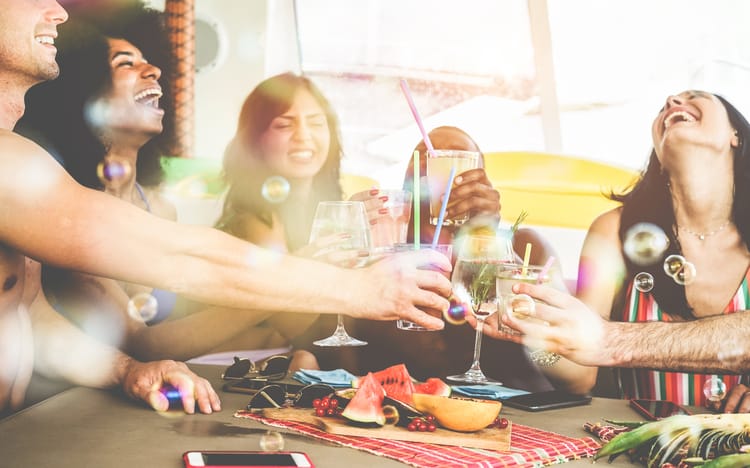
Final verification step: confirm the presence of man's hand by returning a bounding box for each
[356,249,452,330]
[121,359,221,414]
[471,282,610,367]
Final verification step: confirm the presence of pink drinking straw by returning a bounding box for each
[399,79,437,158]
[431,165,457,248]
[538,256,556,284]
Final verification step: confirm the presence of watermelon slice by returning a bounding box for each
[354,364,415,405]
[414,378,451,397]
[341,372,386,426]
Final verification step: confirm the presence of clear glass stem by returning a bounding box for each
[333,314,348,336]
[468,316,486,373]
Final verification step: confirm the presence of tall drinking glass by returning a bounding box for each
[427,149,479,226]
[447,234,514,384]
[394,243,453,331]
[369,189,412,252]
[496,264,552,324]
[309,201,370,347]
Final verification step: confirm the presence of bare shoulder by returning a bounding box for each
[587,207,622,238]
[0,130,91,262]
[225,211,285,247]
[0,130,68,198]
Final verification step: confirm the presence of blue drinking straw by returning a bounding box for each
[431,165,457,248]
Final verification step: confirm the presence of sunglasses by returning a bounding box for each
[221,355,291,382]
[246,383,336,410]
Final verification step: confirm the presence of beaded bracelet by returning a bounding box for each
[529,349,562,367]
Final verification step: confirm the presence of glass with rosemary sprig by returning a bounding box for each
[447,233,515,384]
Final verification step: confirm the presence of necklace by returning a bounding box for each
[678,220,731,241]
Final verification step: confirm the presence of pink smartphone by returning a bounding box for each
[183,451,314,468]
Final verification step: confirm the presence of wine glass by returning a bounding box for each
[447,233,514,384]
[310,201,370,347]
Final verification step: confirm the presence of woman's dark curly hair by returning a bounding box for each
[18,1,174,189]
[216,72,343,251]
[611,93,750,319]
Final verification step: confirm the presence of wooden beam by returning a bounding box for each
[165,0,195,158]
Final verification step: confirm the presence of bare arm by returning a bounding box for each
[28,287,220,413]
[597,314,749,373]
[503,207,750,374]
[509,285,750,374]
[45,270,276,361]
[0,132,451,328]
[126,305,275,361]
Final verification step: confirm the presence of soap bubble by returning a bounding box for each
[259,430,285,451]
[623,223,669,266]
[663,254,686,277]
[96,157,132,189]
[444,298,467,325]
[703,376,727,402]
[673,261,697,286]
[634,272,654,293]
[261,176,290,204]
[127,292,158,322]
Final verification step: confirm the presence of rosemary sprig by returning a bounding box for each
[510,210,528,234]
[469,262,497,308]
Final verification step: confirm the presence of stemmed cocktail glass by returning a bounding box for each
[447,234,514,384]
[309,201,370,347]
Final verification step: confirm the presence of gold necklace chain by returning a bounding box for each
[678,220,731,241]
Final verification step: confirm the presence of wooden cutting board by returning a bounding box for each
[261,408,511,451]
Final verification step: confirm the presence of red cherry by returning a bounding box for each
[326,408,336,416]
[407,422,418,432]
[427,424,436,432]
[497,418,509,429]
[425,415,435,423]
[312,398,321,408]
[328,398,338,408]
[315,408,326,417]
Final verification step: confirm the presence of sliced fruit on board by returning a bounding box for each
[412,394,502,432]
[353,364,415,405]
[383,396,423,425]
[382,405,400,425]
[414,378,451,397]
[341,372,386,426]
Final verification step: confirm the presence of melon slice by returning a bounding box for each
[341,372,386,426]
[412,394,502,432]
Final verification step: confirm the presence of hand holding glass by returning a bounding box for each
[495,264,551,336]
[447,234,514,384]
[426,149,479,226]
[394,243,453,331]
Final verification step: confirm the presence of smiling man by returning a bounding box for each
[0,0,451,416]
